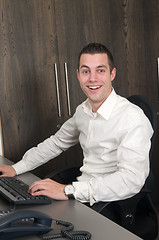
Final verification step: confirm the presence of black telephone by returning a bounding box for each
[0,210,91,240]
[0,210,52,240]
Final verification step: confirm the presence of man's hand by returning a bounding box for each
[28,178,69,200]
[0,164,16,177]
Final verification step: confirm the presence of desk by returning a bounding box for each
[0,156,142,240]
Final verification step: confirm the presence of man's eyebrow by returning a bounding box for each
[80,65,108,69]
[80,65,89,69]
[96,65,107,69]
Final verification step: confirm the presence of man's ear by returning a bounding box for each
[77,69,80,81]
[111,68,116,82]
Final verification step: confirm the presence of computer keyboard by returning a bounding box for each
[0,177,52,205]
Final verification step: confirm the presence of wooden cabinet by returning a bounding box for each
[0,0,112,177]
[0,0,159,189]
[53,0,113,114]
[0,1,60,170]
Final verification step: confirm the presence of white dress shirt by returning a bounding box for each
[13,89,153,205]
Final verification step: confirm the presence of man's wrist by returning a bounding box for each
[64,184,75,199]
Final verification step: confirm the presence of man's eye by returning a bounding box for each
[82,70,89,74]
[98,69,105,73]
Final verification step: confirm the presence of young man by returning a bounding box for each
[0,43,153,206]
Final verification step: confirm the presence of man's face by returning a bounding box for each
[77,53,116,112]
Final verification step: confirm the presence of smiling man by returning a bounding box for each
[77,51,116,112]
[0,43,153,213]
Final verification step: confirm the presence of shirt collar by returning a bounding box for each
[82,89,117,120]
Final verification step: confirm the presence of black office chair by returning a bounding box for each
[45,95,158,240]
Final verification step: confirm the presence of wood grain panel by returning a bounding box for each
[0,0,159,186]
[54,0,114,115]
[0,0,61,162]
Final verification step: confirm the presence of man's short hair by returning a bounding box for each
[78,43,114,72]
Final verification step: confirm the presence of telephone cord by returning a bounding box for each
[41,219,91,240]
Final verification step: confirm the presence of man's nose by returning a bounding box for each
[89,71,96,81]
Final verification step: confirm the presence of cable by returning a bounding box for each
[62,230,91,240]
[41,219,91,240]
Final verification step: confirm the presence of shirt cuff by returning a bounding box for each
[72,181,90,203]
[12,160,28,175]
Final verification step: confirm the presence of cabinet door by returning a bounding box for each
[54,0,113,116]
[0,0,63,162]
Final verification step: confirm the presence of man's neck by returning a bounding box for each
[90,88,113,113]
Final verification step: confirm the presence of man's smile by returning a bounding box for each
[88,85,101,90]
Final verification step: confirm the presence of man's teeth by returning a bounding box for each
[89,86,100,89]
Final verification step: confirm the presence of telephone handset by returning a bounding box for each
[0,210,52,240]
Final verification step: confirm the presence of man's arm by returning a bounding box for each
[0,115,79,176]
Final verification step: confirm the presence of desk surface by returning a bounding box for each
[0,156,142,240]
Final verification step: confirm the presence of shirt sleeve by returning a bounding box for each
[73,110,153,206]
[12,115,79,175]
